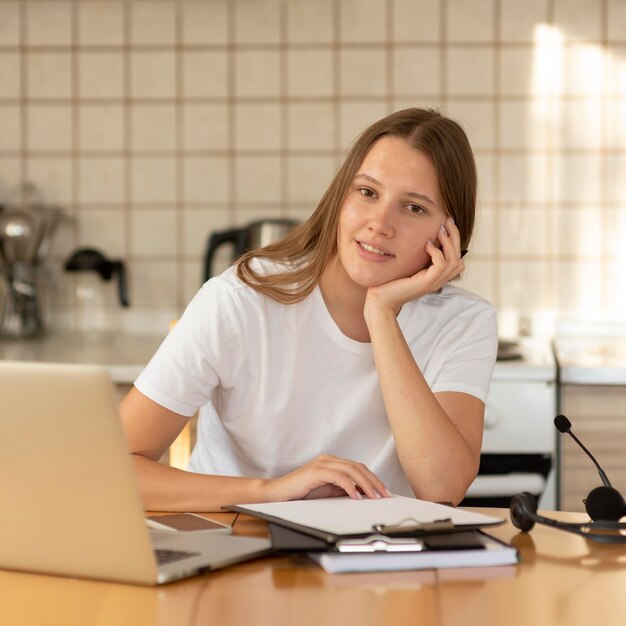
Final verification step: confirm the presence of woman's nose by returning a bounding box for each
[367,202,395,237]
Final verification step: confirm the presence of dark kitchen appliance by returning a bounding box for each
[203,219,299,282]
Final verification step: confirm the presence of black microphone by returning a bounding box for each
[554,414,612,488]
[554,414,625,521]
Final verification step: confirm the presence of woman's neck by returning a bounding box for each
[319,256,371,343]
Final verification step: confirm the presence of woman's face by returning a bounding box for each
[335,135,448,289]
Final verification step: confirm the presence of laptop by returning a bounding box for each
[0,361,272,585]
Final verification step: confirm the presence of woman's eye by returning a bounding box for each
[408,204,425,214]
[359,188,375,198]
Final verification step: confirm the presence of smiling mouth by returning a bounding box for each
[358,241,392,256]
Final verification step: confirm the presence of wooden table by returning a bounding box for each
[1,508,625,626]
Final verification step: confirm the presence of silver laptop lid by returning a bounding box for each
[0,361,159,585]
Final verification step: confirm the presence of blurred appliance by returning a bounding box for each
[0,183,62,338]
[462,338,558,510]
[64,248,129,337]
[203,219,299,282]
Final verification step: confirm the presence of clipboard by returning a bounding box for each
[224,495,505,550]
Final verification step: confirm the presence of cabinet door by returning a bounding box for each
[560,385,626,513]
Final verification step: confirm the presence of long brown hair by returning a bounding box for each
[236,108,477,303]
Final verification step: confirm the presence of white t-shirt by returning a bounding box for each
[135,262,498,497]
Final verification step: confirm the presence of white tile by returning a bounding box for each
[456,259,495,303]
[26,0,72,46]
[131,209,178,256]
[131,52,176,99]
[183,156,230,204]
[393,0,440,43]
[0,105,21,151]
[339,49,387,97]
[234,0,281,44]
[235,156,281,203]
[392,48,440,97]
[26,157,73,205]
[553,154,602,204]
[554,0,602,41]
[287,103,335,151]
[446,48,494,96]
[131,105,177,152]
[499,154,551,204]
[500,0,549,43]
[130,0,176,45]
[443,101,495,150]
[79,52,125,99]
[287,49,334,97]
[498,260,552,309]
[554,260,604,313]
[499,100,553,150]
[0,53,21,99]
[0,2,21,46]
[552,206,603,256]
[286,156,336,204]
[605,259,626,313]
[26,105,72,152]
[606,97,626,149]
[608,0,626,41]
[130,260,178,308]
[0,157,21,199]
[183,51,228,98]
[132,157,177,204]
[339,0,387,43]
[286,0,334,43]
[607,153,626,202]
[78,0,125,45]
[78,209,126,256]
[181,0,228,45]
[182,208,232,258]
[235,103,281,151]
[78,157,125,205]
[607,47,626,96]
[27,52,72,99]
[446,0,494,43]
[563,43,606,96]
[338,101,389,150]
[555,99,603,150]
[182,104,229,151]
[235,50,280,98]
[181,259,204,304]
[78,105,125,152]
[498,49,534,96]
[498,207,550,256]
[604,208,626,259]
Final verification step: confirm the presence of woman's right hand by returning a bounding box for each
[264,454,391,502]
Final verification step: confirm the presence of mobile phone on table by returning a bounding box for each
[145,513,232,533]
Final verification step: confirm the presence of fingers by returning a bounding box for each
[426,217,464,286]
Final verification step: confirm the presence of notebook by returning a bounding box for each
[0,361,272,585]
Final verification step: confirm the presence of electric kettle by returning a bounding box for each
[64,248,129,337]
[203,218,299,282]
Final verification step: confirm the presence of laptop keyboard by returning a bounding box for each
[155,548,200,565]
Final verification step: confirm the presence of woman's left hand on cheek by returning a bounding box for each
[366,217,464,313]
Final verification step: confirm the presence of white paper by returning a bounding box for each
[239,495,503,536]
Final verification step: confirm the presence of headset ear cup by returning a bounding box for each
[510,492,538,532]
[585,486,626,522]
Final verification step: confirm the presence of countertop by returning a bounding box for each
[554,336,626,385]
[0,332,165,384]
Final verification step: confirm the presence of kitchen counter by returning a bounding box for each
[554,336,626,385]
[0,332,165,384]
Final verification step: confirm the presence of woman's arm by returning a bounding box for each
[364,217,487,504]
[120,387,390,511]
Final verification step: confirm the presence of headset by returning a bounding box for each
[510,415,626,544]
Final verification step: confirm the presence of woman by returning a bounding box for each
[121,108,497,511]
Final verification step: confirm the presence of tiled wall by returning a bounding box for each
[1,0,625,335]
